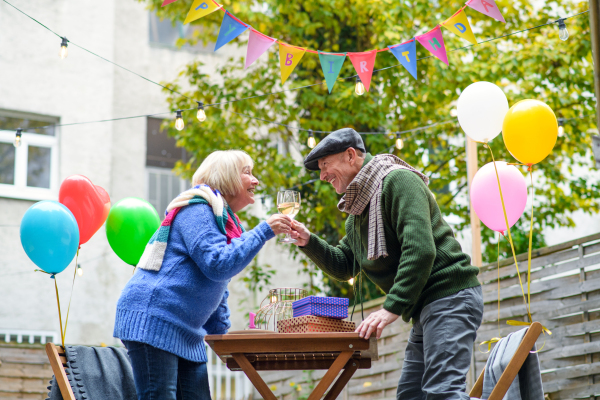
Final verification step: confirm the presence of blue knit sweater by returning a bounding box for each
[113,203,275,362]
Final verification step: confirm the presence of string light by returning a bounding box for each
[348,278,354,285]
[175,110,184,131]
[196,102,206,122]
[355,76,365,96]
[77,264,83,277]
[396,133,404,150]
[14,128,22,148]
[557,18,569,41]
[558,118,565,137]
[307,129,316,148]
[59,37,69,59]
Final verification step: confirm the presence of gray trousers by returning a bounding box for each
[397,286,484,400]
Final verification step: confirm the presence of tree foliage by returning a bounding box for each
[142,0,597,298]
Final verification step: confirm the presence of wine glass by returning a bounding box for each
[277,190,301,243]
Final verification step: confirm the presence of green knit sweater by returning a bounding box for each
[299,154,480,323]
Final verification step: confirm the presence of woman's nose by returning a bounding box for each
[252,176,259,185]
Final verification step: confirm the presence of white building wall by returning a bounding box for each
[0,0,308,346]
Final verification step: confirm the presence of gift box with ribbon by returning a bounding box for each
[292,296,349,319]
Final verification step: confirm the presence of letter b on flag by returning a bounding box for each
[285,53,294,66]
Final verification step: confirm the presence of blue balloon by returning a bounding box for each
[20,201,80,274]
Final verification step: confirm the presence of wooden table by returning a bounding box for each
[204,332,373,400]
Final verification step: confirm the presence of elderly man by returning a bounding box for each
[290,128,483,400]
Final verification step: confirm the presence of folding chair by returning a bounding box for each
[45,343,76,400]
[469,321,543,400]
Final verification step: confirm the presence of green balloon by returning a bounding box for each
[105,197,160,266]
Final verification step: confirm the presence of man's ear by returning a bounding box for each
[347,148,357,165]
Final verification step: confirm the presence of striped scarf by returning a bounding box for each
[137,184,245,271]
[338,154,429,260]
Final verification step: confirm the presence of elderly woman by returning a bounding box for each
[113,150,291,400]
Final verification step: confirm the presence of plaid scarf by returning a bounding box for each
[338,154,429,260]
[137,184,245,271]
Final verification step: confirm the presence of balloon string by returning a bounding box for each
[498,233,501,338]
[63,248,79,345]
[53,276,65,348]
[484,143,532,322]
[527,168,535,314]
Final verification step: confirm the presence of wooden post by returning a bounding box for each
[590,0,600,130]
[590,0,600,168]
[466,137,482,267]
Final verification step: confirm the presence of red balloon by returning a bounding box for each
[59,175,111,246]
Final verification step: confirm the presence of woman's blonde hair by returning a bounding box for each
[192,150,254,196]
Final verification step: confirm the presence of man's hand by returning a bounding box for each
[290,221,311,246]
[356,309,399,339]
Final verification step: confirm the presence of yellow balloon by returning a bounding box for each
[502,99,558,165]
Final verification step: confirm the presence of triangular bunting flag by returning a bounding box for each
[162,0,178,6]
[416,26,449,66]
[389,40,417,80]
[441,9,477,45]
[318,52,346,93]
[214,11,249,52]
[279,43,306,84]
[466,0,505,23]
[348,50,377,92]
[246,30,276,69]
[183,0,220,25]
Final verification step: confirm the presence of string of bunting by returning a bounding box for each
[167,0,508,92]
[2,0,588,145]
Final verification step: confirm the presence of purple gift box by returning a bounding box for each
[292,296,349,319]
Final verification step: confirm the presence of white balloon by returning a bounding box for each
[457,82,509,143]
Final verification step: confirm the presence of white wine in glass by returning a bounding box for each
[277,190,301,243]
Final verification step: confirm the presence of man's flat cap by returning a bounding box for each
[303,128,366,170]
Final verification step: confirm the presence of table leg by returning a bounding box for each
[307,351,354,400]
[323,358,360,400]
[231,353,277,400]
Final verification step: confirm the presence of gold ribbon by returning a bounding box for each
[53,275,65,348]
[63,249,79,345]
[479,337,502,353]
[485,144,532,322]
[506,320,551,352]
[480,234,504,354]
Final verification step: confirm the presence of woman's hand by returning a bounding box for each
[290,221,311,246]
[266,215,292,235]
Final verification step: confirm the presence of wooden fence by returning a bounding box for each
[260,232,600,400]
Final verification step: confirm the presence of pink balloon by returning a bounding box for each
[471,161,527,233]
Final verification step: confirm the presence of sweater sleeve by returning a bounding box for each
[298,233,355,281]
[382,170,436,316]
[202,289,231,335]
[178,205,275,282]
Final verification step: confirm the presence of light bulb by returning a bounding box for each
[175,110,184,131]
[14,128,22,148]
[59,37,69,59]
[271,296,277,303]
[396,137,404,150]
[307,129,316,149]
[558,19,569,41]
[196,102,206,122]
[355,78,365,96]
[77,265,83,277]
[558,118,565,137]
[348,278,354,285]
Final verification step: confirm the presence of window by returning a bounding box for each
[0,111,59,200]
[148,12,212,51]
[146,117,189,218]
